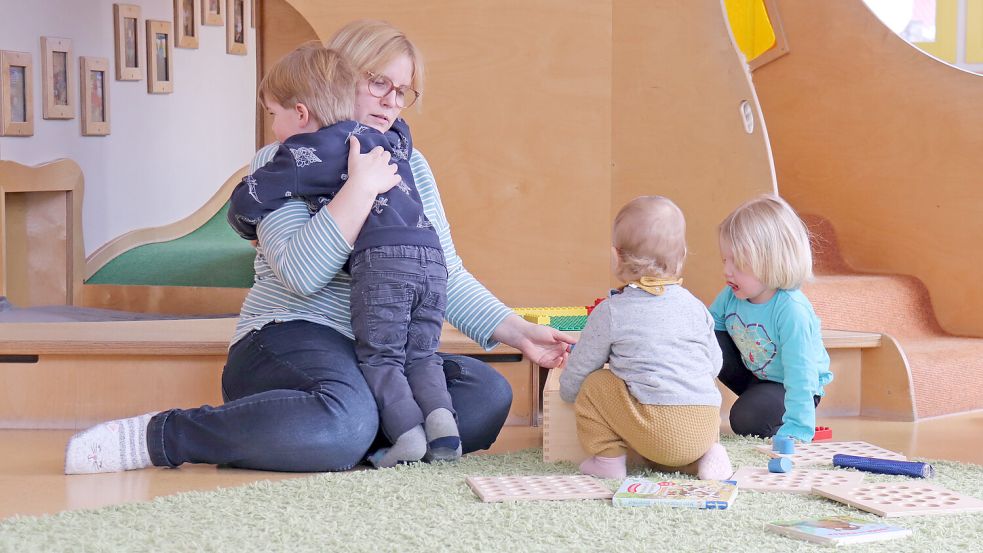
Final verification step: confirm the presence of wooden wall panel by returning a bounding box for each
[258,0,318,148]
[266,1,774,307]
[612,0,776,303]
[753,0,983,338]
[279,0,612,307]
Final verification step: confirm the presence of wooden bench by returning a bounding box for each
[542,329,892,463]
[0,319,537,430]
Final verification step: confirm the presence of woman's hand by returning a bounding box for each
[491,314,577,369]
[327,136,402,245]
[346,136,401,195]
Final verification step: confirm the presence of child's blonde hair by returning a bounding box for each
[718,194,813,290]
[612,196,687,281]
[258,43,356,128]
[326,19,425,105]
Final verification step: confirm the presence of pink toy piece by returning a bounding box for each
[466,475,613,503]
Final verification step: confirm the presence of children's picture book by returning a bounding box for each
[612,478,739,509]
[765,516,912,546]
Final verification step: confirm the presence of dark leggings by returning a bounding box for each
[716,331,819,438]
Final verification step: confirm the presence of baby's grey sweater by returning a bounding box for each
[559,285,723,406]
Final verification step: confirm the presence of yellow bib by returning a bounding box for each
[627,276,683,296]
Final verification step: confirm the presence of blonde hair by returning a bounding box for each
[718,194,813,290]
[612,196,687,281]
[258,43,356,128]
[326,19,425,105]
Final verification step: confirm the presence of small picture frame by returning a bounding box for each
[41,37,74,120]
[226,0,248,55]
[79,56,110,136]
[147,20,174,94]
[113,3,142,81]
[0,50,34,137]
[202,0,223,26]
[175,0,199,49]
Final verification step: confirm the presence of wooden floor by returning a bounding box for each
[1,412,981,520]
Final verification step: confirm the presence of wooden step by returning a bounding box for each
[0,319,538,430]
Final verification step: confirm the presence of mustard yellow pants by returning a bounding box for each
[574,370,720,468]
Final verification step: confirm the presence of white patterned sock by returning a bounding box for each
[64,412,156,474]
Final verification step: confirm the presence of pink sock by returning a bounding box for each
[696,443,733,480]
[579,454,627,479]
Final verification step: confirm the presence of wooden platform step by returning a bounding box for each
[0,319,538,430]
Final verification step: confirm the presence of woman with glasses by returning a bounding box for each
[65,20,574,475]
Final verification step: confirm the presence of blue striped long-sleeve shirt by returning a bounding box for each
[231,144,514,350]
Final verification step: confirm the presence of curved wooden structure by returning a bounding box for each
[752,0,983,338]
[84,166,249,279]
[612,0,776,302]
[270,0,775,305]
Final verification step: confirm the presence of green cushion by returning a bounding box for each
[86,203,256,288]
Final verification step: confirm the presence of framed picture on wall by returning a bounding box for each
[147,20,175,94]
[202,0,223,26]
[113,3,142,81]
[0,50,34,136]
[80,56,110,136]
[41,37,74,120]
[175,0,199,49]
[226,0,248,55]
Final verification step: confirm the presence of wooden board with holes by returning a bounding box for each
[730,466,864,494]
[465,475,613,503]
[755,441,906,467]
[812,481,983,517]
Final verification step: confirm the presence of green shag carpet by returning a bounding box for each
[2,435,982,553]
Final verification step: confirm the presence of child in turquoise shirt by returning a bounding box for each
[710,195,833,443]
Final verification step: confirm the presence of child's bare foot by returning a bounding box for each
[696,443,733,480]
[579,454,627,479]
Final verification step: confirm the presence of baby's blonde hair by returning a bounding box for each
[719,194,813,290]
[326,19,425,106]
[258,43,356,128]
[612,196,687,281]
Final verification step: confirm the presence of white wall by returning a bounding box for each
[0,0,256,255]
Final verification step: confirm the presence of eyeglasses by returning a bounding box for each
[365,71,420,108]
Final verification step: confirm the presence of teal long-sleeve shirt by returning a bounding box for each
[709,287,833,442]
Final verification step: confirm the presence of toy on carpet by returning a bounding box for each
[756,441,907,467]
[832,454,936,478]
[465,475,613,503]
[813,426,832,441]
[772,436,795,454]
[812,481,983,517]
[612,477,739,509]
[768,457,793,473]
[730,466,864,494]
[765,515,912,546]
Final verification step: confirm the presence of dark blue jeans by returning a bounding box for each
[716,330,820,438]
[146,320,512,472]
[349,244,450,442]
